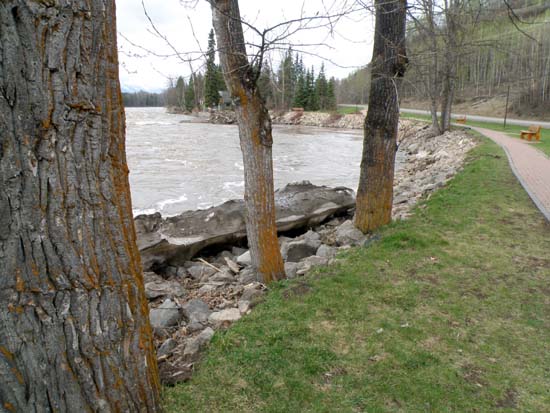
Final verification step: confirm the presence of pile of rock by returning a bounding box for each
[209,110,237,124]
[271,111,365,129]
[139,122,477,385]
[392,125,477,219]
[145,215,368,385]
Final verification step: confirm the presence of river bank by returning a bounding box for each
[134,121,477,384]
[208,109,365,129]
[163,134,550,412]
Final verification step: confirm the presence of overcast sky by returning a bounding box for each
[116,0,375,92]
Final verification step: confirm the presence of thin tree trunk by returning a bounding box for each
[0,1,160,411]
[355,0,407,233]
[211,0,285,283]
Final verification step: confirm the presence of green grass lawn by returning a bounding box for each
[399,112,550,157]
[164,137,550,412]
[337,105,363,115]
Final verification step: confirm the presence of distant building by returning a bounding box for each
[218,91,233,110]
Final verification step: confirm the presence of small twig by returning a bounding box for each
[197,258,220,272]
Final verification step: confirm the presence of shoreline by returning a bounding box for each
[133,122,478,385]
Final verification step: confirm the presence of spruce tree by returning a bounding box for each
[185,76,196,112]
[205,29,221,108]
[175,76,185,109]
[316,64,328,110]
[306,67,319,111]
[327,77,337,110]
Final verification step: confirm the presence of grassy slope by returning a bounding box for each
[400,112,550,157]
[164,137,550,412]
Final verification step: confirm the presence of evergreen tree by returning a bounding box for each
[205,29,221,108]
[293,71,308,108]
[175,76,185,109]
[306,67,319,111]
[292,57,307,108]
[277,48,296,109]
[258,62,275,108]
[316,64,329,110]
[185,76,196,111]
[327,77,337,110]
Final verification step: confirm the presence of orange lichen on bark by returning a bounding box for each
[0,346,15,362]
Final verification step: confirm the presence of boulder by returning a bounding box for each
[236,251,252,266]
[149,299,182,329]
[238,300,251,314]
[135,182,355,270]
[237,267,258,284]
[145,280,185,299]
[184,327,215,357]
[241,283,265,302]
[187,263,217,280]
[284,262,299,279]
[208,308,242,327]
[335,220,366,246]
[297,256,329,276]
[210,270,235,283]
[303,230,322,249]
[281,239,318,262]
[157,338,177,357]
[182,299,211,324]
[316,244,337,259]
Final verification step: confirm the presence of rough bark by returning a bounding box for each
[210,0,285,283]
[0,1,161,411]
[355,0,407,233]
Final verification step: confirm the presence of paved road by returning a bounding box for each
[473,127,550,222]
[339,104,550,128]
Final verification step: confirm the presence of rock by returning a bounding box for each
[198,284,217,294]
[297,256,329,275]
[184,327,215,357]
[284,262,299,279]
[135,182,355,270]
[316,244,337,259]
[303,230,322,249]
[176,267,188,277]
[281,240,318,262]
[187,322,204,333]
[208,308,242,327]
[187,263,217,280]
[236,251,252,266]
[335,220,366,246]
[238,300,251,314]
[143,271,162,284]
[237,267,258,284]
[232,246,247,257]
[145,280,185,300]
[149,299,182,329]
[224,257,240,273]
[241,283,265,302]
[210,270,234,283]
[182,299,211,324]
[158,338,177,357]
[165,266,178,277]
[210,110,237,124]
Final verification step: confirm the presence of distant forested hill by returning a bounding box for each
[337,1,550,117]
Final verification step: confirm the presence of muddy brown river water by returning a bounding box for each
[126,107,403,216]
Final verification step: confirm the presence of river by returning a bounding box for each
[126,107,400,216]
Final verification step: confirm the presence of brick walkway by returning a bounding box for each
[473,127,550,222]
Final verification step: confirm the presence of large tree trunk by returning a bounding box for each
[355,0,407,233]
[0,1,160,411]
[211,0,285,283]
